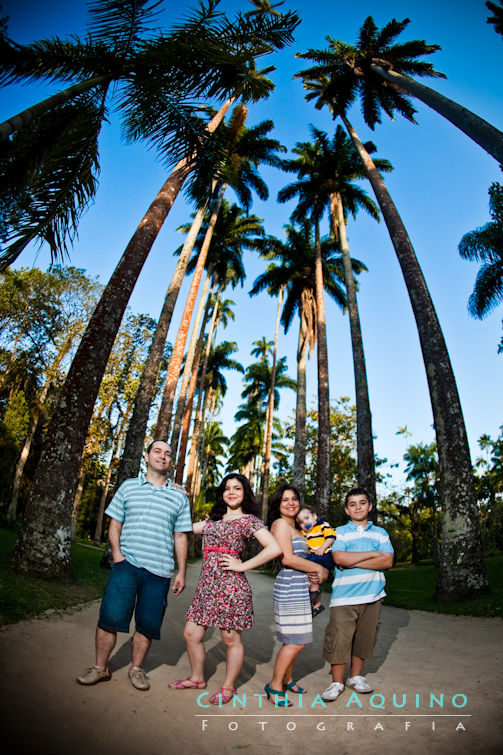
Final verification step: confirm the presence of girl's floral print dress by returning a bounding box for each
[185,515,265,631]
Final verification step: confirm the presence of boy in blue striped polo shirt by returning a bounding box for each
[321,488,394,702]
[77,440,192,691]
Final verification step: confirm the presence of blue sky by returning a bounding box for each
[2,0,502,491]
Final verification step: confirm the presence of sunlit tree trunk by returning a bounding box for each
[170,273,213,461]
[292,298,312,501]
[156,184,226,438]
[116,199,210,485]
[314,221,331,519]
[185,289,222,492]
[260,287,283,519]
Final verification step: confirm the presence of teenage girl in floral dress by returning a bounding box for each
[169,473,281,705]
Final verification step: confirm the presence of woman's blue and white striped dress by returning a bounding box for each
[273,537,313,644]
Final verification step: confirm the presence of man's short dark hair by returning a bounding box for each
[344,487,372,507]
[146,439,170,454]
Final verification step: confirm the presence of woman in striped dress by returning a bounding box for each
[265,485,328,707]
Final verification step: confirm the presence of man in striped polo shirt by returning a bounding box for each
[77,440,192,691]
[321,487,394,702]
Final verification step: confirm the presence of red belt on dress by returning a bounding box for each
[204,546,240,559]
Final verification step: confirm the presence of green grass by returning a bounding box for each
[383,554,503,618]
[1,527,502,623]
[0,528,108,625]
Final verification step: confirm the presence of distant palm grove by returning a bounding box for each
[0,0,502,602]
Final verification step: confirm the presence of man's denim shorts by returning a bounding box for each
[98,559,171,640]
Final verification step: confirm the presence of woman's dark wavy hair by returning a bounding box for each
[266,483,302,529]
[209,473,261,521]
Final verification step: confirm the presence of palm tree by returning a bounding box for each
[296,16,503,163]
[155,105,284,439]
[241,340,296,503]
[188,340,244,497]
[11,8,299,578]
[251,220,365,500]
[297,75,488,601]
[458,181,503,321]
[1,0,297,266]
[184,295,236,490]
[305,124,391,508]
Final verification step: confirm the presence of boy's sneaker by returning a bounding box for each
[321,681,345,701]
[77,665,111,685]
[346,675,373,693]
[128,666,150,691]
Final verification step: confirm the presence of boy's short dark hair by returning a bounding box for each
[344,487,372,507]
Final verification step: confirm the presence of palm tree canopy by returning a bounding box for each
[295,15,445,129]
[187,105,286,209]
[279,124,391,227]
[178,199,264,285]
[251,220,367,333]
[0,1,299,267]
[458,181,503,318]
[241,354,296,409]
[203,339,244,397]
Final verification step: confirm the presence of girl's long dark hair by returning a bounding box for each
[266,484,302,529]
[209,473,261,521]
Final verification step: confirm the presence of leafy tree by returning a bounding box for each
[475,427,503,551]
[0,266,100,520]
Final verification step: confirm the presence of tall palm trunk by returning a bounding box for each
[369,65,503,165]
[170,273,213,459]
[292,293,313,500]
[342,115,488,600]
[333,192,376,507]
[260,287,283,519]
[314,221,331,519]
[116,199,210,485]
[185,289,222,492]
[175,335,205,484]
[0,75,110,141]
[155,184,226,438]
[12,101,233,578]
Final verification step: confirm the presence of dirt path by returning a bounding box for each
[1,562,501,754]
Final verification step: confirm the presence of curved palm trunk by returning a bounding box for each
[260,287,283,519]
[292,297,312,501]
[175,338,205,484]
[170,272,213,459]
[0,75,110,141]
[12,101,233,578]
[333,192,376,508]
[185,288,222,491]
[343,115,488,600]
[116,200,209,485]
[155,184,226,438]
[370,65,503,164]
[314,221,331,519]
